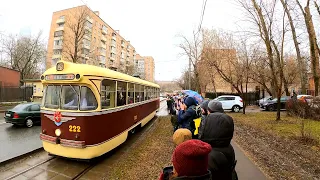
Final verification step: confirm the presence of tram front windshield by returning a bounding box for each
[43,85,97,111]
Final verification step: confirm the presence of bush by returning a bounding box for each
[286,97,320,121]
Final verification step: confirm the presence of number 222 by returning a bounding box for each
[69,125,81,132]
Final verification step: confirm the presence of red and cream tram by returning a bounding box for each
[39,60,160,159]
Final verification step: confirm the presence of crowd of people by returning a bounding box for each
[161,94,237,180]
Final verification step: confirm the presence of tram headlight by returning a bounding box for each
[55,129,61,137]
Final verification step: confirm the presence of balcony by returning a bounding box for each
[112,36,116,40]
[86,16,93,23]
[83,34,91,40]
[121,43,125,48]
[54,36,63,41]
[110,56,115,61]
[55,26,64,31]
[100,50,106,56]
[82,44,90,50]
[120,60,125,65]
[84,26,92,32]
[102,28,107,35]
[52,54,61,59]
[56,18,65,24]
[101,36,107,42]
[81,54,90,59]
[53,45,63,50]
[100,43,106,49]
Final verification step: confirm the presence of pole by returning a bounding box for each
[188,57,191,90]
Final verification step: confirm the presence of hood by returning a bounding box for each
[207,100,224,113]
[200,100,209,114]
[184,97,197,107]
[200,113,234,147]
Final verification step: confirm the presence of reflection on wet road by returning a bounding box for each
[0,123,42,163]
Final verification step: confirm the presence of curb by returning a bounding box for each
[0,147,44,166]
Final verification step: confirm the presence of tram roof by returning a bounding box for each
[42,60,160,88]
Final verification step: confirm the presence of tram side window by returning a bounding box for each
[117,81,127,106]
[145,87,150,100]
[80,86,97,110]
[101,79,116,109]
[61,85,80,110]
[135,84,144,102]
[128,83,134,104]
[44,85,61,109]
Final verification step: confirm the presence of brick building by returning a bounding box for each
[0,66,20,87]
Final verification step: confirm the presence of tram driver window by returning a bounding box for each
[80,86,97,110]
[44,85,60,109]
[117,81,127,106]
[101,79,116,109]
[61,85,80,110]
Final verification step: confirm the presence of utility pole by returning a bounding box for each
[188,57,191,90]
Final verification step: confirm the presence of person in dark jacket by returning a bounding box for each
[159,139,212,180]
[177,97,197,134]
[198,100,210,139]
[199,100,237,180]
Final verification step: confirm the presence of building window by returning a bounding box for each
[59,15,65,19]
[54,39,63,46]
[53,50,62,55]
[54,31,63,37]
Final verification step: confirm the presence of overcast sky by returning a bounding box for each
[0,0,243,81]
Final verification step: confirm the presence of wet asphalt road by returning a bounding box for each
[0,119,42,163]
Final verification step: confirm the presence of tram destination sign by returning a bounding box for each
[45,74,75,80]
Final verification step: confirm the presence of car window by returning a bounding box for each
[226,97,235,100]
[12,104,30,111]
[217,97,227,101]
[30,105,40,111]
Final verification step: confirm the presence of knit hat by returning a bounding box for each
[172,139,212,177]
[207,100,224,113]
[172,128,192,146]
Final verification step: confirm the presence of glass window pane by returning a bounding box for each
[80,86,97,110]
[128,83,134,104]
[61,85,80,110]
[44,85,61,109]
[141,86,145,101]
[117,81,127,106]
[101,79,116,109]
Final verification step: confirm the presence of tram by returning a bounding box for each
[39,60,160,159]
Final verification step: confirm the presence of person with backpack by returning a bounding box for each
[177,96,197,135]
[199,100,238,180]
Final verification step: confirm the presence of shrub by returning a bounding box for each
[286,97,320,121]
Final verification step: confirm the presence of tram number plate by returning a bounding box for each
[69,125,81,133]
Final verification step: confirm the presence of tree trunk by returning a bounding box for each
[280,0,307,94]
[297,0,319,96]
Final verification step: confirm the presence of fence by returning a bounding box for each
[0,86,33,102]
[205,91,260,105]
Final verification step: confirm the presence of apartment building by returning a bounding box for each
[46,5,137,73]
[134,54,155,82]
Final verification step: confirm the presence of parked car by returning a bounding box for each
[261,96,290,111]
[257,96,273,107]
[213,95,243,112]
[4,102,41,127]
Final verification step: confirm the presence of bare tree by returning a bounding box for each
[1,31,46,80]
[280,0,308,94]
[63,6,94,63]
[296,0,319,96]
[237,0,286,120]
[202,29,253,114]
[178,30,203,92]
